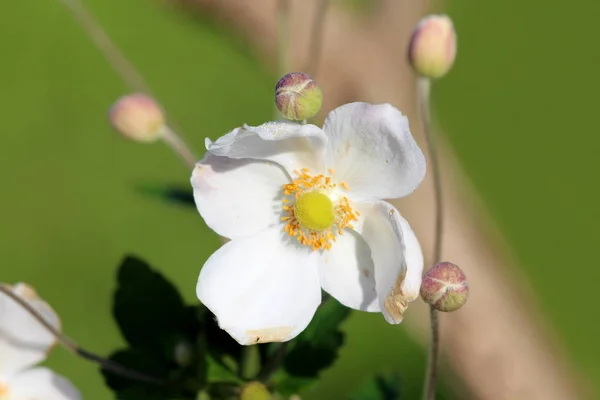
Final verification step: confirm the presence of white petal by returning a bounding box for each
[192,154,288,239]
[196,228,322,345]
[323,102,426,201]
[355,202,424,324]
[8,367,81,400]
[0,284,60,376]
[319,231,378,312]
[206,121,327,176]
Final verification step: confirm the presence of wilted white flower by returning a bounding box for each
[191,102,426,345]
[0,283,82,400]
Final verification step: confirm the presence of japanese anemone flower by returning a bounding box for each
[191,102,426,345]
[0,283,81,400]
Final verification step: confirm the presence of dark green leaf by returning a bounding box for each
[283,298,351,377]
[101,348,205,400]
[205,355,244,384]
[101,349,174,397]
[349,372,402,400]
[199,309,243,372]
[113,256,191,359]
[270,299,351,395]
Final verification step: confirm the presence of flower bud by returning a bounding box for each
[173,340,194,367]
[109,93,166,142]
[275,72,323,121]
[420,262,468,312]
[239,382,271,400]
[408,15,457,79]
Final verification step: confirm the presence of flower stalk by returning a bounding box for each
[418,76,443,400]
[162,125,198,169]
[305,0,330,76]
[57,0,197,169]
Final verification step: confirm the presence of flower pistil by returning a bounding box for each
[282,168,359,251]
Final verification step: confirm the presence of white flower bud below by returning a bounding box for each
[109,93,166,142]
[275,72,323,121]
[408,15,457,79]
[420,261,468,312]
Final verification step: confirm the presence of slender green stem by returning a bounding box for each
[0,284,165,385]
[418,76,444,400]
[305,0,330,76]
[56,0,197,168]
[418,77,443,263]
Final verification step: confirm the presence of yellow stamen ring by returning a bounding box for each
[282,169,358,251]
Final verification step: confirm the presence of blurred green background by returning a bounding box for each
[0,0,598,398]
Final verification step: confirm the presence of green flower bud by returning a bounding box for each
[275,72,323,121]
[240,382,271,400]
[408,15,457,79]
[173,340,194,367]
[109,93,166,142]
[420,262,468,312]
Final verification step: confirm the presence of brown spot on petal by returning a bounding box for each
[246,326,293,344]
[362,269,371,278]
[383,269,409,323]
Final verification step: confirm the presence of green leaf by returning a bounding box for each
[199,308,243,373]
[271,298,351,395]
[349,372,402,400]
[206,354,244,384]
[101,349,176,399]
[283,298,351,377]
[113,256,191,359]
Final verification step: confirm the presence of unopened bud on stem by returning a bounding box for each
[173,340,194,367]
[240,382,271,400]
[275,72,323,121]
[109,93,166,142]
[408,15,457,79]
[420,262,468,312]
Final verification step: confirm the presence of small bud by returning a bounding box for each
[420,262,468,312]
[240,382,271,400]
[275,72,323,121]
[408,15,457,79]
[173,340,194,367]
[109,93,166,142]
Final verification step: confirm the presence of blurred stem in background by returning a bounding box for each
[0,284,165,385]
[305,0,330,76]
[418,76,443,400]
[274,0,291,120]
[56,0,197,168]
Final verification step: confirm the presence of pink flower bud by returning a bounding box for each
[275,72,323,121]
[408,15,457,79]
[420,261,468,312]
[109,94,165,143]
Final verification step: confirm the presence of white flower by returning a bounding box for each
[0,283,82,400]
[191,102,426,345]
